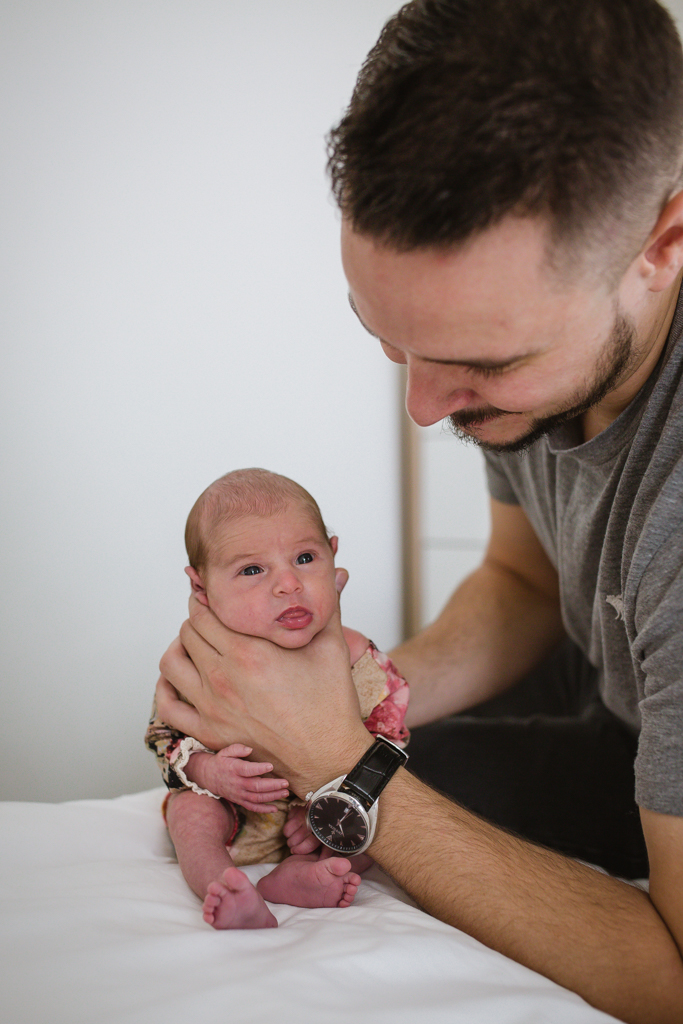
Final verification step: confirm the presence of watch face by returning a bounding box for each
[308,793,369,854]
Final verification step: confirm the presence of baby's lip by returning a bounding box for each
[277,606,314,629]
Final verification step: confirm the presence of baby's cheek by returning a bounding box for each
[210,595,262,635]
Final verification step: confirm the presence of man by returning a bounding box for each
[157,1,683,1020]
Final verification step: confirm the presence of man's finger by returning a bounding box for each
[335,567,349,594]
[159,630,208,711]
[154,675,203,736]
[188,594,253,655]
[178,616,223,671]
[159,634,195,681]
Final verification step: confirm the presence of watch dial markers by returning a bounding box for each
[308,795,369,853]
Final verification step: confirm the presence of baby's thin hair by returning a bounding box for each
[185,468,331,571]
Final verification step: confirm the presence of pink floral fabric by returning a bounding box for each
[362,643,410,748]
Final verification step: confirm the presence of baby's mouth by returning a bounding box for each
[277,606,314,630]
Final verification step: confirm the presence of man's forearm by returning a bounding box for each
[392,559,565,728]
[371,770,683,1024]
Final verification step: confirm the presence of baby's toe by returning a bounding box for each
[338,879,361,908]
[206,881,227,899]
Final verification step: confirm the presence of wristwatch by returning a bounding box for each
[305,735,408,855]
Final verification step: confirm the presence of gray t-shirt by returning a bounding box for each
[484,295,683,816]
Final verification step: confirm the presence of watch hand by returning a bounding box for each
[335,808,352,829]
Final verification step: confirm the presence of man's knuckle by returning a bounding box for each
[206,664,228,693]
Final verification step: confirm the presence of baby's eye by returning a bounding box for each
[240,565,262,576]
[296,552,314,565]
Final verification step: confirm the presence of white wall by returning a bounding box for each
[418,425,490,628]
[0,0,402,802]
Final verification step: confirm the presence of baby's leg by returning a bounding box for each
[165,790,276,929]
[257,853,362,909]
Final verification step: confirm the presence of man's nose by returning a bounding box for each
[273,568,303,595]
[404,358,479,427]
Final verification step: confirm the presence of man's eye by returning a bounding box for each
[240,565,262,576]
[296,552,314,564]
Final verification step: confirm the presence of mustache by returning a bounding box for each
[447,405,514,429]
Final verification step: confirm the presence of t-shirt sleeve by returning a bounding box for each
[632,548,683,815]
[483,450,520,505]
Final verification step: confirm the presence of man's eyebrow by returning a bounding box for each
[347,293,534,370]
[348,293,379,338]
[422,354,531,369]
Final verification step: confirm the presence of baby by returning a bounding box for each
[146,468,409,930]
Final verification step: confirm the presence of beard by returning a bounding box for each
[447,311,638,453]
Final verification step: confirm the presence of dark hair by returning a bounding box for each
[328,0,683,279]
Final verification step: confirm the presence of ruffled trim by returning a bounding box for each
[169,736,220,799]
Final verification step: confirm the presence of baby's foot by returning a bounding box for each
[203,866,278,930]
[256,854,361,909]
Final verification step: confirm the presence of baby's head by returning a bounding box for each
[184,468,339,649]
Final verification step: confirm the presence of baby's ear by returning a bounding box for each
[329,535,339,556]
[184,566,210,606]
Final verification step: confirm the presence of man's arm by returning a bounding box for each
[369,771,683,1024]
[642,807,683,961]
[393,498,565,726]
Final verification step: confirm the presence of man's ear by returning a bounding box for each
[639,190,683,292]
[184,566,210,606]
[329,535,339,556]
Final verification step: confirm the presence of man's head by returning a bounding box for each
[185,469,339,648]
[330,0,683,283]
[332,0,683,449]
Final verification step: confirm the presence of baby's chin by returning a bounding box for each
[269,624,323,649]
[219,623,324,649]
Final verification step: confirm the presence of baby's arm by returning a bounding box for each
[145,698,288,812]
[184,745,289,813]
[342,626,370,666]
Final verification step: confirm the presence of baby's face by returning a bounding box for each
[195,506,338,649]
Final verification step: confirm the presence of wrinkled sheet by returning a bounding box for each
[0,788,618,1023]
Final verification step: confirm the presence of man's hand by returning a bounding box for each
[156,595,372,798]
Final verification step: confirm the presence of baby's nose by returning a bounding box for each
[274,569,303,593]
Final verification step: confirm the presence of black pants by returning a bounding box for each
[407,640,648,879]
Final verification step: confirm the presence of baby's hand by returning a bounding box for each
[209,744,289,812]
[283,803,322,855]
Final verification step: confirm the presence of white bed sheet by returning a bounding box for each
[0,787,618,1024]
